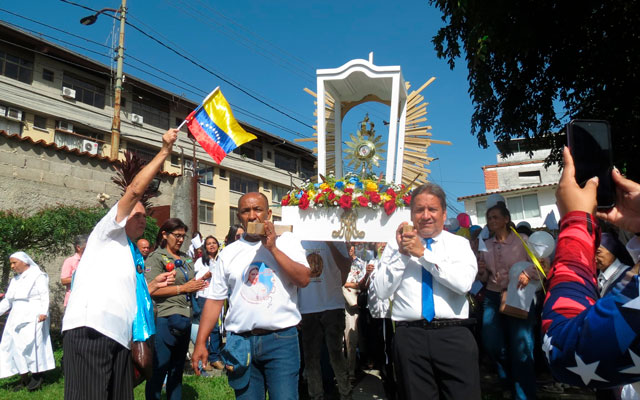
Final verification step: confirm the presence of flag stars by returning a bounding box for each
[621,349,640,375]
[567,354,608,385]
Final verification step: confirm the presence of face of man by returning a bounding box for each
[237,193,272,241]
[137,239,151,257]
[411,192,446,239]
[125,202,147,240]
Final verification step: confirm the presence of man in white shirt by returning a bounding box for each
[299,241,352,400]
[62,129,178,400]
[373,183,480,400]
[192,192,310,399]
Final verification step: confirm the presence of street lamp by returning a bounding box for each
[80,1,127,160]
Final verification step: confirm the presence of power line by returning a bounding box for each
[58,0,315,131]
[1,18,309,139]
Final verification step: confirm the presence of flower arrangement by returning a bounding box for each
[280,173,412,216]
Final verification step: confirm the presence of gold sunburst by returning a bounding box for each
[343,114,386,175]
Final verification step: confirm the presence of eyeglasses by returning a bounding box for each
[169,232,186,240]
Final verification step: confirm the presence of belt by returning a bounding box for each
[396,318,476,330]
[236,325,295,337]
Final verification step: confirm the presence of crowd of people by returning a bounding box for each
[2,130,640,400]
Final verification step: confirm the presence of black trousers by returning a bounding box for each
[394,324,480,400]
[63,327,134,400]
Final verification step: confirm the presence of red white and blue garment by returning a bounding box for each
[542,211,640,388]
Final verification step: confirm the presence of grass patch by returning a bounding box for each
[0,348,235,399]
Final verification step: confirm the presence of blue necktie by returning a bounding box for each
[421,238,435,321]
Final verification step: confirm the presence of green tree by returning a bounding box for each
[429,0,640,178]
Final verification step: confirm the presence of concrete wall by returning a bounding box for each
[0,134,181,329]
[495,161,561,191]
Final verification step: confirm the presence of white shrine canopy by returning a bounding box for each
[316,53,409,183]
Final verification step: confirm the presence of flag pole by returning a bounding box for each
[175,86,220,131]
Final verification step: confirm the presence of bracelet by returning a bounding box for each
[177,285,181,295]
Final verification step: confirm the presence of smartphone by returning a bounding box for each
[566,119,615,209]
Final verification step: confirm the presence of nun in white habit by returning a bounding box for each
[0,252,55,391]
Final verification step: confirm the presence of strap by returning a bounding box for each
[510,226,547,294]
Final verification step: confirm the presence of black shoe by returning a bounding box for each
[27,373,44,392]
[12,374,29,391]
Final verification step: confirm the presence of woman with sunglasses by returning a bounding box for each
[145,218,207,400]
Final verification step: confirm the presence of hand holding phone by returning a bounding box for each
[566,119,615,209]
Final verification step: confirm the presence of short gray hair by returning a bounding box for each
[73,234,89,250]
[410,183,446,211]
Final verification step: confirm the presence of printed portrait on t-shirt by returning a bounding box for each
[240,261,276,304]
[306,250,324,280]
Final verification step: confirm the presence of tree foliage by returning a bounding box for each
[0,206,158,287]
[429,0,640,178]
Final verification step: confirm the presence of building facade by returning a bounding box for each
[458,138,561,228]
[0,22,314,242]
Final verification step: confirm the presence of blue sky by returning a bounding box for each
[0,0,498,212]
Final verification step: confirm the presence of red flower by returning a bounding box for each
[314,193,324,204]
[383,200,396,215]
[357,196,369,207]
[386,188,397,198]
[344,187,354,194]
[403,194,411,205]
[281,194,290,206]
[367,191,381,204]
[328,192,337,202]
[323,187,332,193]
[338,194,352,209]
[299,194,310,210]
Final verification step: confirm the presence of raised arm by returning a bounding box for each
[116,129,178,223]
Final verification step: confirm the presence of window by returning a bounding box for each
[230,207,239,225]
[62,73,105,108]
[34,115,47,130]
[0,50,33,83]
[42,68,54,82]
[518,170,541,184]
[272,215,282,222]
[230,173,258,194]
[272,185,290,203]
[170,154,180,166]
[126,142,156,164]
[175,117,188,132]
[275,151,297,173]
[506,194,540,220]
[0,118,22,135]
[300,158,315,179]
[199,201,214,224]
[475,201,487,225]
[54,129,104,153]
[198,164,214,186]
[132,88,169,129]
[219,169,227,178]
[233,142,263,162]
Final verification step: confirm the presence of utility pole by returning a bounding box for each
[111,0,127,160]
[80,0,127,160]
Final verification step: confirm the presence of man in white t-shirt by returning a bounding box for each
[299,241,352,400]
[192,192,310,399]
[62,129,178,400]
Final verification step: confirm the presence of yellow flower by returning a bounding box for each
[308,190,316,198]
[381,193,391,202]
[320,183,329,190]
[365,181,378,192]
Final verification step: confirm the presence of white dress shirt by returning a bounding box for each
[372,230,477,322]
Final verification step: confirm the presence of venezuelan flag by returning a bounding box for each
[186,88,256,163]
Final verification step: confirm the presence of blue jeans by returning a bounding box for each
[146,315,191,400]
[191,297,223,363]
[482,290,536,400]
[234,326,301,400]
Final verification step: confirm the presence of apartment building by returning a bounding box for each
[0,22,314,241]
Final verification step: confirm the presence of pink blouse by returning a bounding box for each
[481,232,536,292]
